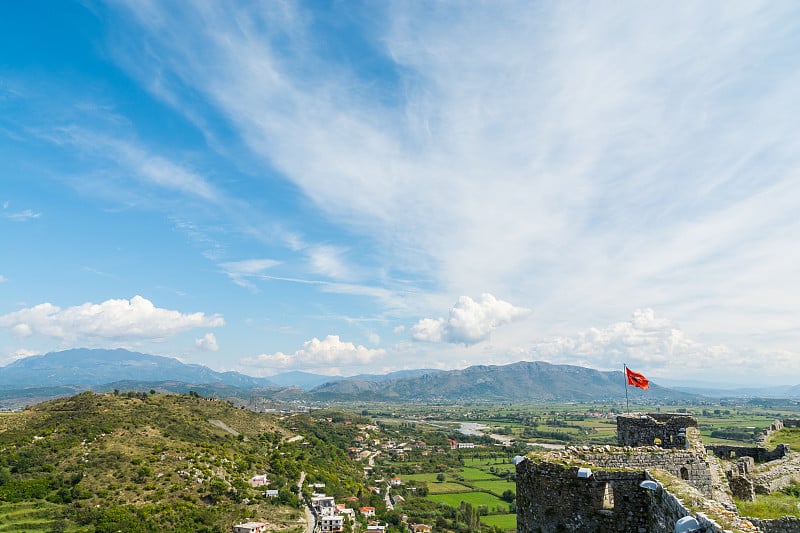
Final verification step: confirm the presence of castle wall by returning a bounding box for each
[617,413,697,449]
[515,459,653,532]
[747,516,800,533]
[515,460,738,533]
[706,444,790,463]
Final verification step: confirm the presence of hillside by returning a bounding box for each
[310,361,692,402]
[0,392,368,532]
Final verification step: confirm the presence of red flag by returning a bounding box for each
[625,367,649,390]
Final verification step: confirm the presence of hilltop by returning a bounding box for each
[0,392,368,532]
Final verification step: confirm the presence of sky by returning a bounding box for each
[1,1,799,387]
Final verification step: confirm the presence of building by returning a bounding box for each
[312,495,336,516]
[359,506,376,517]
[319,514,344,532]
[248,474,268,487]
[232,522,266,533]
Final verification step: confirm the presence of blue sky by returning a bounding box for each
[1,1,799,386]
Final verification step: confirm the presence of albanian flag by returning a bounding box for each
[625,366,649,390]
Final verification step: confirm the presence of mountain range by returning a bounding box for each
[1,348,797,406]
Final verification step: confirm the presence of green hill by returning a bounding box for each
[0,392,368,532]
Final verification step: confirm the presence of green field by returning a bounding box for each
[480,512,516,531]
[403,472,444,483]
[472,479,516,495]
[459,466,497,481]
[426,482,472,494]
[0,501,60,532]
[427,491,510,513]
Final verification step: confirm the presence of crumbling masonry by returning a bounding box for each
[516,413,800,533]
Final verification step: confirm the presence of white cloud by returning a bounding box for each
[0,295,224,344]
[411,294,530,344]
[3,209,41,222]
[1,348,40,366]
[243,335,386,373]
[527,309,797,384]
[219,258,281,288]
[100,2,800,370]
[367,332,380,346]
[307,245,353,281]
[0,274,7,283]
[195,332,219,351]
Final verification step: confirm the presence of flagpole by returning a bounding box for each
[624,364,629,413]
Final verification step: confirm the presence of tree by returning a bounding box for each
[436,473,446,482]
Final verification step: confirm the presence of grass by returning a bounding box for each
[767,428,800,449]
[472,479,515,495]
[458,466,496,481]
[736,493,800,519]
[426,482,472,494]
[0,501,61,532]
[427,491,510,513]
[480,512,516,531]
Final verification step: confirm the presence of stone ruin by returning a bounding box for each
[516,413,800,533]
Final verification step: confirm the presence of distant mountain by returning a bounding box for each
[1,349,698,404]
[310,361,694,402]
[673,385,800,399]
[268,369,443,390]
[0,348,274,389]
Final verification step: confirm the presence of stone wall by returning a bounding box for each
[617,413,698,449]
[515,459,653,532]
[515,458,753,533]
[784,420,800,429]
[747,516,800,533]
[707,444,790,463]
[752,452,800,494]
[556,446,714,498]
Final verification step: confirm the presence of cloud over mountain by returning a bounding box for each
[411,294,530,344]
[243,335,386,374]
[0,296,224,344]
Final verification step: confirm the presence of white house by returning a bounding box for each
[233,522,267,533]
[263,489,279,497]
[320,514,344,532]
[249,474,268,487]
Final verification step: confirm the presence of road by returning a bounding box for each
[298,471,316,533]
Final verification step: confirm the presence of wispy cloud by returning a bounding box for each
[3,209,41,222]
[218,258,281,289]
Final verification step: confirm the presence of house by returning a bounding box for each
[339,508,355,522]
[232,522,266,533]
[312,495,336,516]
[359,506,376,517]
[365,525,386,532]
[411,524,432,533]
[319,514,344,532]
[249,474,268,487]
[389,477,402,486]
[263,489,279,497]
[457,442,475,449]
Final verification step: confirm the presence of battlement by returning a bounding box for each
[616,412,698,448]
